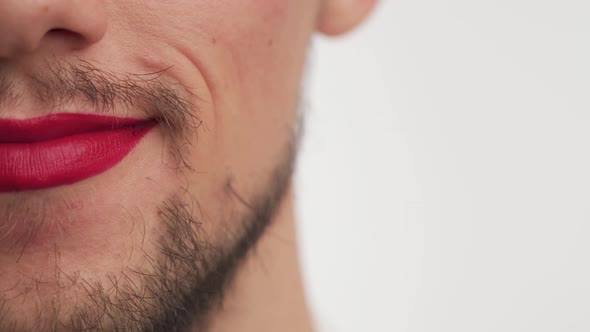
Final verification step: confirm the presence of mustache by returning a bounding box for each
[0,59,202,165]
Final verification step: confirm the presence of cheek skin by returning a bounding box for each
[192,1,315,177]
[108,0,315,134]
[108,0,317,195]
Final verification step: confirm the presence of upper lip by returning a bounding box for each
[0,113,157,193]
[0,114,153,143]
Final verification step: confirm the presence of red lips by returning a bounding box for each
[0,114,156,192]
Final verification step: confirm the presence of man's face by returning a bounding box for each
[0,1,374,330]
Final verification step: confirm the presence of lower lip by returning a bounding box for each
[0,116,155,192]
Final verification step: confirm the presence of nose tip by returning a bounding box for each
[0,0,107,58]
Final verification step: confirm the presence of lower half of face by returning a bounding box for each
[0,1,317,330]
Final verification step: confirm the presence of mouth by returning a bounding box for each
[0,113,156,193]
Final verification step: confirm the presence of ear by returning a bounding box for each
[317,0,378,36]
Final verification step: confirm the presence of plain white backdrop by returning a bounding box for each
[297,0,590,331]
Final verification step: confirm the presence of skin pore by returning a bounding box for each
[0,1,376,331]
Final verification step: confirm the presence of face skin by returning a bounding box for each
[0,1,376,331]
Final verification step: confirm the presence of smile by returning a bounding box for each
[0,113,156,192]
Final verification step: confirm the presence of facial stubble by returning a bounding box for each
[0,60,299,332]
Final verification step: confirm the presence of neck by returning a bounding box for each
[206,189,314,332]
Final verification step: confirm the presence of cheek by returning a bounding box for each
[129,0,314,115]
[205,1,314,119]
[174,1,316,210]
[159,1,315,162]
[210,2,313,168]
[111,0,316,192]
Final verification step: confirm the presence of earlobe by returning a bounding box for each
[317,0,378,36]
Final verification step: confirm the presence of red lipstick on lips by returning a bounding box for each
[0,114,156,192]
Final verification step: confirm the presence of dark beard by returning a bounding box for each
[126,146,296,332]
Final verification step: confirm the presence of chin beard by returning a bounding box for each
[0,137,297,332]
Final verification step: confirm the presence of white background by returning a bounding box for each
[297,0,590,331]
